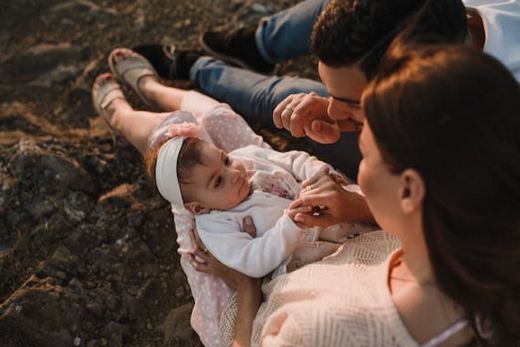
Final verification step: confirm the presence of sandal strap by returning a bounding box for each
[94,81,124,114]
[111,54,158,106]
[99,87,125,110]
[162,44,177,60]
[162,44,180,80]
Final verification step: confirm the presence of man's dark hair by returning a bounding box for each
[311,0,467,79]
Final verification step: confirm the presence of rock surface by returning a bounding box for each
[0,0,318,346]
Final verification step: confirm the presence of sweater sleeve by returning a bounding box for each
[196,212,303,278]
[248,146,332,182]
[261,310,305,347]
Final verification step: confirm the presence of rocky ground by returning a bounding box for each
[0,0,318,346]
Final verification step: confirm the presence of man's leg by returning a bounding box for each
[255,0,332,63]
[200,0,331,71]
[191,57,328,128]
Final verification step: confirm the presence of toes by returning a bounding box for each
[112,48,136,63]
[93,73,108,89]
[94,73,114,88]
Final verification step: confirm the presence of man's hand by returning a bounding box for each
[273,92,364,144]
[290,170,373,227]
[273,92,344,144]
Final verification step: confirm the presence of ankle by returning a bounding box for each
[137,75,158,100]
[109,99,132,131]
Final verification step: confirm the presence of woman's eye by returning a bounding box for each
[215,176,222,188]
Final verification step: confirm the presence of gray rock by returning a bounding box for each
[25,198,57,219]
[251,3,268,13]
[1,43,87,85]
[0,28,10,52]
[156,303,194,343]
[50,0,118,16]
[8,141,95,196]
[62,191,93,223]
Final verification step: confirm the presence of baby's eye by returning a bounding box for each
[215,176,223,188]
[224,156,231,166]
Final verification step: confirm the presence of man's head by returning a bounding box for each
[311,0,467,122]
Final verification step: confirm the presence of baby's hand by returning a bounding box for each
[287,205,313,228]
[242,216,256,238]
[165,122,201,138]
[329,170,351,187]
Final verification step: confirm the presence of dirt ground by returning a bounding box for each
[0,0,319,346]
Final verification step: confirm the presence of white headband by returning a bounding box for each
[155,136,186,206]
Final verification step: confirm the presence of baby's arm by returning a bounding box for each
[249,146,334,182]
[196,213,302,278]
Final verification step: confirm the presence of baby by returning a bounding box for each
[92,47,369,347]
[147,121,364,279]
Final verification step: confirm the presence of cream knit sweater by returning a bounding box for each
[220,230,421,347]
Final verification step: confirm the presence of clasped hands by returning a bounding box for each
[288,168,372,228]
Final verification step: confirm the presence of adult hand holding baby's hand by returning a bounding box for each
[290,169,372,227]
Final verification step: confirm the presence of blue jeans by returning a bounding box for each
[255,0,331,63]
[190,0,361,179]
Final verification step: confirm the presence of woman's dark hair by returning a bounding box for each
[363,44,520,346]
[311,0,467,79]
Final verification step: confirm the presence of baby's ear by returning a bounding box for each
[184,201,208,215]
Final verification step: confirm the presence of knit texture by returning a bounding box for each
[219,230,420,347]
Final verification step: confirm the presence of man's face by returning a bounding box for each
[318,61,368,125]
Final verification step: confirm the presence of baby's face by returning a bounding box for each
[181,142,251,211]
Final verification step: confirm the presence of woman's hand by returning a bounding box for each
[188,225,256,290]
[289,169,373,227]
[188,224,261,347]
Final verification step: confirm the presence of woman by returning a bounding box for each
[191,44,520,346]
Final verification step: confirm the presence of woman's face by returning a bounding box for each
[357,121,404,234]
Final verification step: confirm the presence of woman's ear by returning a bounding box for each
[184,201,209,215]
[399,169,425,214]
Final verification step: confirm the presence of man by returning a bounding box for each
[137,0,479,178]
[136,0,519,225]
